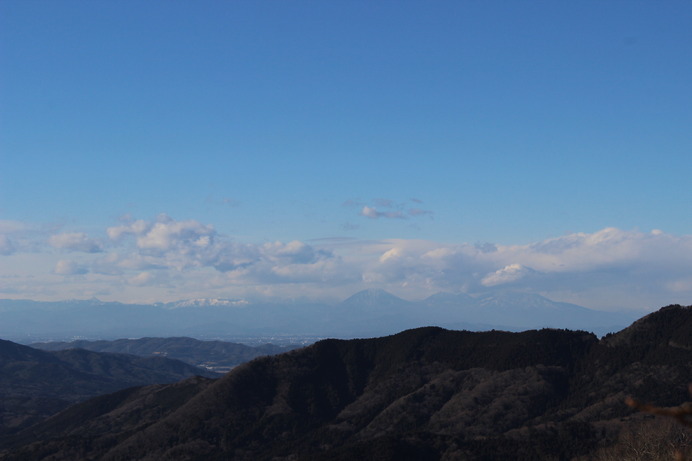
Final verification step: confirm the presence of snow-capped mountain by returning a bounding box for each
[0,290,639,341]
[164,298,250,309]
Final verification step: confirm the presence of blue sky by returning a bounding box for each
[1,1,691,310]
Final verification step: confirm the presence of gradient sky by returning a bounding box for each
[1,1,691,311]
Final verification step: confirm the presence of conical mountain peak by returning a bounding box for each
[341,289,409,307]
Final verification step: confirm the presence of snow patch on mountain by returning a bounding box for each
[165,298,249,309]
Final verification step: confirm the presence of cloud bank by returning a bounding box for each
[1,217,692,311]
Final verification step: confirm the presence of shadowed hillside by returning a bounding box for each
[0,340,218,436]
[1,305,690,460]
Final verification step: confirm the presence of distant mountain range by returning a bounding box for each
[2,305,690,460]
[31,337,297,372]
[0,290,639,341]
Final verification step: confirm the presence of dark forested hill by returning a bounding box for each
[1,305,690,460]
[0,340,218,435]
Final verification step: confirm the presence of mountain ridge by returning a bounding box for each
[2,305,689,460]
[0,340,219,435]
[31,336,296,372]
[0,290,640,341]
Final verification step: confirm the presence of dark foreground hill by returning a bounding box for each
[1,305,690,460]
[0,340,218,435]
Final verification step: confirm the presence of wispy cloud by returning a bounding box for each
[54,260,88,275]
[0,220,35,255]
[341,222,360,231]
[49,232,103,253]
[408,208,433,217]
[0,220,27,234]
[351,198,434,220]
[342,199,363,208]
[221,197,241,207]
[373,198,395,208]
[0,235,15,256]
[360,206,406,219]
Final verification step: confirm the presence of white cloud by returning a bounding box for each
[360,206,405,219]
[216,240,350,285]
[267,240,328,264]
[354,228,692,309]
[499,227,692,274]
[104,215,222,270]
[107,219,150,240]
[137,220,214,252]
[107,215,215,253]
[91,251,165,275]
[268,257,348,283]
[207,242,262,272]
[357,198,432,219]
[54,260,88,275]
[361,206,380,218]
[379,247,402,263]
[49,232,103,253]
[0,235,15,255]
[481,264,536,287]
[128,272,154,286]
[0,220,27,233]
[0,220,35,255]
[100,216,345,287]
